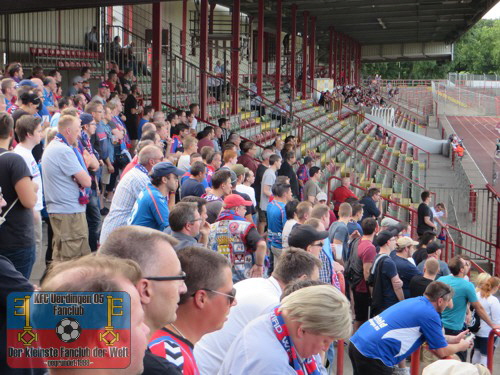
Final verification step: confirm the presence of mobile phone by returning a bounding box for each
[464,332,475,342]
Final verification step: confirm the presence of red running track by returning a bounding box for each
[447,116,500,187]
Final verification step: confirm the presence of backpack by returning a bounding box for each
[367,253,388,287]
[344,237,363,288]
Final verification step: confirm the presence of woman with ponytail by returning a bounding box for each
[472,276,500,365]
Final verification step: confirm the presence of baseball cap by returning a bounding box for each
[396,236,419,248]
[303,156,313,164]
[72,76,84,84]
[231,164,246,177]
[79,113,94,126]
[375,229,398,247]
[224,194,252,208]
[288,225,329,250]
[423,359,486,375]
[150,162,184,178]
[98,81,109,89]
[17,79,38,89]
[316,192,328,202]
[381,217,399,227]
[426,241,445,254]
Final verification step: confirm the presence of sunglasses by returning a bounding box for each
[145,271,186,282]
[194,288,236,304]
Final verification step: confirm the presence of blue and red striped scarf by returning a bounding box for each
[270,307,321,375]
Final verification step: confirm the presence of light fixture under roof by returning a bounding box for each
[377,18,387,29]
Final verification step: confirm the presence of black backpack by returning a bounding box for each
[344,237,363,288]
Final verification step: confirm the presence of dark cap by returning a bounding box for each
[375,229,398,247]
[79,113,94,126]
[150,162,185,179]
[288,224,328,250]
[98,81,109,89]
[426,241,445,254]
[303,156,313,164]
[17,79,38,89]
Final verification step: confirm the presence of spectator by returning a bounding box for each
[237,141,259,174]
[100,145,163,243]
[219,285,351,374]
[278,151,299,199]
[416,241,450,278]
[329,202,354,263]
[296,156,313,195]
[206,151,221,184]
[271,136,284,157]
[359,188,381,221]
[0,113,38,278]
[208,194,266,281]
[227,133,241,153]
[370,230,404,316]
[254,149,273,233]
[222,149,238,169]
[120,67,134,95]
[189,103,199,130]
[349,281,474,375]
[180,161,206,198]
[97,226,188,374]
[67,76,83,97]
[85,26,99,51]
[1,78,17,113]
[194,248,321,374]
[124,84,142,144]
[41,115,92,262]
[438,256,500,361]
[380,217,399,232]
[472,276,500,366]
[391,237,422,299]
[282,200,299,249]
[431,202,447,230]
[138,105,154,140]
[267,182,293,261]
[129,162,184,231]
[410,257,440,298]
[303,166,323,204]
[348,202,364,236]
[171,123,190,154]
[218,117,231,145]
[235,167,256,206]
[259,154,281,218]
[229,164,255,220]
[202,169,232,202]
[91,82,109,105]
[169,202,209,251]
[212,126,222,151]
[42,77,57,114]
[288,224,329,258]
[148,246,235,374]
[6,62,23,83]
[412,231,436,265]
[197,126,215,153]
[417,190,437,237]
[332,176,357,214]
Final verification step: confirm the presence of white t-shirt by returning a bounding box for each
[177,155,191,172]
[236,184,256,206]
[195,277,282,375]
[217,311,324,375]
[476,292,500,338]
[430,207,445,227]
[14,144,43,211]
[282,219,298,249]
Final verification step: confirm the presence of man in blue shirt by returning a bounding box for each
[349,281,472,375]
[267,182,292,260]
[180,161,206,199]
[390,237,422,298]
[438,255,500,361]
[129,162,184,231]
[359,187,381,222]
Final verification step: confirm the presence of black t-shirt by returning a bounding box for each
[374,255,399,311]
[142,349,182,375]
[0,149,35,250]
[417,203,434,235]
[278,161,300,199]
[124,94,139,139]
[409,275,433,298]
[253,164,268,206]
[180,178,205,198]
[412,246,428,266]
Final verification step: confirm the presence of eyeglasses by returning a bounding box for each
[145,271,187,281]
[194,288,236,304]
[189,218,203,223]
[312,242,324,247]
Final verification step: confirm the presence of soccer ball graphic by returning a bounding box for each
[55,318,81,343]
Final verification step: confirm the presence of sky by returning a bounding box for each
[483,2,500,19]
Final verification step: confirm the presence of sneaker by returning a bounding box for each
[100,207,109,216]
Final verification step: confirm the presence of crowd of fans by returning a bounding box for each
[0,61,499,375]
[317,83,390,111]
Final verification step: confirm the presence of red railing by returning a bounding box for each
[487,328,500,372]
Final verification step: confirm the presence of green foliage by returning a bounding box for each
[362,19,500,79]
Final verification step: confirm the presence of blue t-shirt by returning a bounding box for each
[437,274,478,330]
[347,221,363,236]
[267,200,286,249]
[128,183,170,231]
[377,255,400,310]
[137,118,148,139]
[351,297,448,367]
[390,252,422,298]
[180,178,205,198]
[43,88,55,108]
[359,196,381,221]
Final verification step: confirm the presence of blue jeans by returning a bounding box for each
[86,189,101,251]
[1,245,36,279]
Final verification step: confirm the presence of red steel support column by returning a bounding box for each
[347,37,351,85]
[265,33,269,76]
[275,0,282,102]
[181,0,187,81]
[200,0,209,120]
[333,29,338,84]
[151,2,162,111]
[123,6,133,45]
[302,11,308,99]
[290,4,297,99]
[309,16,316,83]
[256,0,264,96]
[231,0,240,115]
[208,2,216,71]
[328,26,334,79]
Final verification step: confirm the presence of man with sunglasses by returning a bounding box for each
[349,281,473,375]
[148,246,235,375]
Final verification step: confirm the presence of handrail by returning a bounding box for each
[382,95,426,124]
[304,81,431,166]
[240,83,430,192]
[487,328,500,372]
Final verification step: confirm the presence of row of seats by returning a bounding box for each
[30,47,103,59]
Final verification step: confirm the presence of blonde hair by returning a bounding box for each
[60,107,78,117]
[57,115,79,132]
[183,135,198,152]
[479,277,500,299]
[475,272,491,291]
[279,284,352,339]
[45,128,58,145]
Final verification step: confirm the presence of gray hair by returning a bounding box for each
[169,202,198,232]
[138,145,163,166]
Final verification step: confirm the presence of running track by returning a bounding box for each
[447,116,500,186]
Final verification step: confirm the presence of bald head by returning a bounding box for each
[138,145,163,168]
[30,78,43,91]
